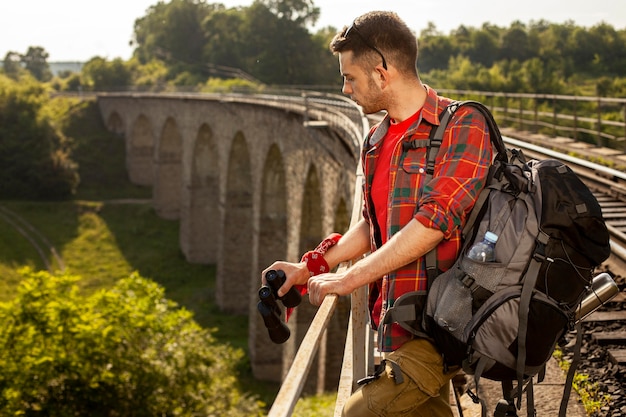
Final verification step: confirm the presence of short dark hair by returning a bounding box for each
[329,11,418,76]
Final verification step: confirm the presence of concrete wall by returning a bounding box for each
[98,94,358,390]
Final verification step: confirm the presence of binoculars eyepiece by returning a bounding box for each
[257,269,302,344]
[265,269,302,308]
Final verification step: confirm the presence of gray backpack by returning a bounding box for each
[389,101,612,416]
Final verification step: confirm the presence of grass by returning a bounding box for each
[0,199,282,406]
[553,348,611,415]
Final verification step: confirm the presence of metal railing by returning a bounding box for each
[438,89,626,148]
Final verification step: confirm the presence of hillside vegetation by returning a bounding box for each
[0,93,282,415]
[0,90,340,414]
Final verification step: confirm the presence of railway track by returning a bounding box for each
[0,204,64,272]
[505,136,626,271]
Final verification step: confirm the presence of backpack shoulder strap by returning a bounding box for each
[424,100,507,286]
[434,100,507,161]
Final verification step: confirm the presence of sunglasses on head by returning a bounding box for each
[344,21,388,70]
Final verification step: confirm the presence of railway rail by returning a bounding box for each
[0,204,65,273]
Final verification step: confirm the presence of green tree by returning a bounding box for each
[500,21,531,62]
[522,57,563,93]
[22,46,52,82]
[259,0,320,27]
[533,21,577,77]
[311,26,344,86]
[588,23,626,75]
[0,74,78,199]
[0,269,263,416]
[418,23,458,72]
[241,1,322,84]
[81,57,132,91]
[129,57,170,90]
[2,51,22,79]
[466,23,500,68]
[569,26,596,74]
[202,8,247,73]
[133,0,216,79]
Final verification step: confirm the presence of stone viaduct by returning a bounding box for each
[97,92,367,392]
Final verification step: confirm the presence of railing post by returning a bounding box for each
[597,97,603,147]
[519,96,524,131]
[624,103,626,149]
[573,97,578,141]
[533,97,539,134]
[553,95,558,138]
[503,93,508,128]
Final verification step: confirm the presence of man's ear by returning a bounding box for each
[375,65,390,88]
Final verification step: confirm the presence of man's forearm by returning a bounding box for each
[344,219,443,289]
[306,218,444,304]
[323,218,371,269]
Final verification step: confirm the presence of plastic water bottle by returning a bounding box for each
[467,231,498,262]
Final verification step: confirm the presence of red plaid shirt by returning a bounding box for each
[362,86,493,351]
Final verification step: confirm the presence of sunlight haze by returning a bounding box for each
[1,0,625,62]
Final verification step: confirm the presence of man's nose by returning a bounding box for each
[342,81,352,95]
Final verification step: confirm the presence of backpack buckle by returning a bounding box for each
[461,275,475,288]
[466,388,480,404]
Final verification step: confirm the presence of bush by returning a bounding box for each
[0,74,79,199]
[0,269,263,417]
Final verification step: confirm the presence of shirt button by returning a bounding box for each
[419,168,425,174]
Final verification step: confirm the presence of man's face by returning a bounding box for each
[339,51,385,115]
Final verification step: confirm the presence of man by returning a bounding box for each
[263,11,492,416]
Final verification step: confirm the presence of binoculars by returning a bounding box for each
[257,269,302,344]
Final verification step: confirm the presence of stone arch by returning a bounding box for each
[153,117,182,220]
[334,198,350,234]
[107,111,125,137]
[288,165,351,392]
[216,132,253,315]
[299,165,324,254]
[250,143,288,382]
[287,164,324,393]
[180,123,220,264]
[128,114,154,186]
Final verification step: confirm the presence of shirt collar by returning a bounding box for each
[420,84,442,126]
[366,84,441,148]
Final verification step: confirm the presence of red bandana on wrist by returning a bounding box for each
[286,233,342,321]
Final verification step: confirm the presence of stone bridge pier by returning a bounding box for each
[97,93,361,391]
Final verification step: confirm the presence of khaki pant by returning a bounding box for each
[342,338,458,417]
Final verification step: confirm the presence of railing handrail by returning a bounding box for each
[437,89,626,146]
[437,88,626,104]
[265,96,369,417]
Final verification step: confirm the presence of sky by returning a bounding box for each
[1,0,626,62]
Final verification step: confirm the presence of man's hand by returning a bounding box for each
[307,271,353,306]
[261,261,309,298]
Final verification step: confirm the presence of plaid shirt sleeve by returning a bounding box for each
[413,106,492,239]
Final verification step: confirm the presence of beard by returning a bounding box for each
[354,75,386,115]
